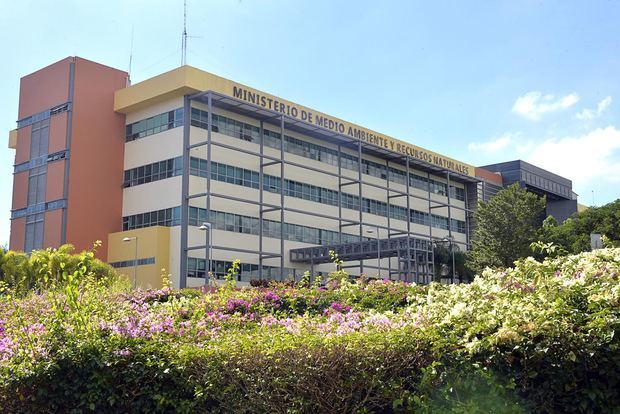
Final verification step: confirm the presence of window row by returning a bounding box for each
[188,207,362,245]
[187,258,297,281]
[123,204,465,246]
[14,151,68,174]
[124,158,183,187]
[11,199,66,220]
[122,207,181,230]
[17,102,69,129]
[122,206,363,245]
[125,108,183,142]
[522,171,570,198]
[110,257,156,268]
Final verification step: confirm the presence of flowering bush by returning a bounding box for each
[0,248,619,412]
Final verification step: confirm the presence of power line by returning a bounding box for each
[133,48,182,78]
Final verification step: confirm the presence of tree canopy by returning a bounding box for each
[543,199,620,253]
[467,183,546,274]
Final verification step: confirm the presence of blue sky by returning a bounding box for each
[1,0,619,247]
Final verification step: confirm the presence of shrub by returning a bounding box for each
[249,278,270,288]
[0,243,118,296]
[0,248,619,413]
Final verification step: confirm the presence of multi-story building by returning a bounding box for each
[7,56,572,288]
[481,160,578,222]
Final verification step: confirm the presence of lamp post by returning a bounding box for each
[448,236,456,284]
[122,236,138,289]
[199,222,212,281]
[366,226,380,277]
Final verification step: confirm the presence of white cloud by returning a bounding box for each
[525,126,620,187]
[575,96,612,120]
[512,91,579,120]
[598,96,613,112]
[468,134,513,153]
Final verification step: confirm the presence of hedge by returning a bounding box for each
[0,247,619,413]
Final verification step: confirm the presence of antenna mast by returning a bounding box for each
[181,0,187,66]
[128,26,134,79]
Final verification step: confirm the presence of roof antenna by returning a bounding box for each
[128,25,134,85]
[181,0,187,66]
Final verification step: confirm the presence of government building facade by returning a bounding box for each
[8,57,577,288]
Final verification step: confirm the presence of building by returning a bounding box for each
[7,57,575,288]
[481,160,578,222]
[8,57,127,259]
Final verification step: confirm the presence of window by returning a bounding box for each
[187,258,288,281]
[389,205,409,222]
[29,119,50,159]
[431,215,449,230]
[50,103,69,116]
[362,159,387,179]
[27,166,46,206]
[449,185,466,201]
[411,210,430,226]
[429,179,447,196]
[25,213,44,253]
[410,174,429,192]
[388,167,407,185]
[451,219,466,233]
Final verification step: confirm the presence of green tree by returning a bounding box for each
[467,183,546,274]
[433,243,473,283]
[543,199,620,253]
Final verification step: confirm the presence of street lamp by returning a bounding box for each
[122,236,138,288]
[445,236,456,284]
[199,222,212,281]
[366,226,380,277]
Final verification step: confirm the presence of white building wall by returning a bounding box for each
[122,100,472,285]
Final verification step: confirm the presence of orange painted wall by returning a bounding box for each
[65,57,128,261]
[12,171,28,211]
[48,112,68,154]
[9,218,26,252]
[475,167,503,186]
[43,209,63,248]
[14,125,31,165]
[46,160,66,202]
[11,58,73,252]
[18,58,71,119]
